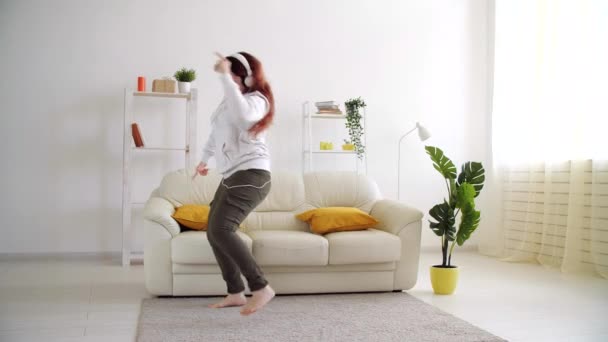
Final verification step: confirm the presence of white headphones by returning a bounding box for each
[230,53,254,87]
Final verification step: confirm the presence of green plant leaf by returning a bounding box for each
[174,67,196,82]
[457,162,485,197]
[428,200,456,241]
[455,183,475,210]
[425,146,457,180]
[456,202,480,246]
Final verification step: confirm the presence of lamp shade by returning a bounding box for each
[416,122,431,141]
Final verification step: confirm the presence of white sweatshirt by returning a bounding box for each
[200,73,271,178]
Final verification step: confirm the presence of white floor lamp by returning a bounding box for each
[398,122,431,200]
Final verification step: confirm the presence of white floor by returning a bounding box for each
[0,251,606,342]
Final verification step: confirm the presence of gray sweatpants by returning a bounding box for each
[207,168,271,294]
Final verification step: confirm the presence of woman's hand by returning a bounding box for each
[214,52,230,74]
[193,161,209,179]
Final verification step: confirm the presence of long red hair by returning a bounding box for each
[226,52,275,136]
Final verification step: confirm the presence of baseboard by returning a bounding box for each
[0,246,479,261]
[0,251,124,261]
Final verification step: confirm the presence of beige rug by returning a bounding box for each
[137,292,506,342]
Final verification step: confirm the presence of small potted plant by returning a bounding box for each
[174,67,196,93]
[320,141,334,150]
[424,146,485,295]
[342,139,355,151]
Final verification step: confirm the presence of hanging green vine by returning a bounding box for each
[344,97,366,160]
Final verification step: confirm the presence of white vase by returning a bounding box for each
[178,82,191,93]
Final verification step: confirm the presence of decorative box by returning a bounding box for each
[152,78,177,93]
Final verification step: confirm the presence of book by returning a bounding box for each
[315,100,342,114]
[315,101,338,107]
[317,108,343,114]
[131,123,145,147]
[316,104,340,110]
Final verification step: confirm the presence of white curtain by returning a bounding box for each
[484,0,608,278]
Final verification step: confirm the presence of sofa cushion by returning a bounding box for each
[242,211,311,233]
[295,207,380,234]
[303,171,382,213]
[159,169,222,208]
[247,230,329,266]
[325,229,401,265]
[172,204,245,231]
[172,204,210,230]
[253,171,307,212]
[171,230,252,264]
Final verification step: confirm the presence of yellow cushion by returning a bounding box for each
[172,204,210,230]
[172,204,246,231]
[295,207,380,234]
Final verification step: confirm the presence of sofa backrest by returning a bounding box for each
[303,171,381,214]
[157,169,222,207]
[155,169,382,232]
[241,170,310,232]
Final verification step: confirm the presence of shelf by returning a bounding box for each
[132,146,189,151]
[304,150,357,154]
[123,88,198,267]
[309,114,347,119]
[133,91,191,99]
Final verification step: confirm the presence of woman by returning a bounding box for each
[194,51,275,316]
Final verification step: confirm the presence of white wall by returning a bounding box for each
[0,0,491,254]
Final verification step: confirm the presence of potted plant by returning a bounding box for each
[320,141,334,150]
[344,97,366,159]
[424,146,485,295]
[342,139,355,151]
[174,67,196,93]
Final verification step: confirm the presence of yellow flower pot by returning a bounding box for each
[320,142,334,150]
[342,143,355,151]
[430,266,459,295]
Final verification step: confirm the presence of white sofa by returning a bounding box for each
[143,169,423,296]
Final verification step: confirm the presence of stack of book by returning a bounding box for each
[315,101,342,115]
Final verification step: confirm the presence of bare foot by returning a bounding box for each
[240,285,275,316]
[208,292,247,308]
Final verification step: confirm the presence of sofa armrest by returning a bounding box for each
[143,197,180,237]
[371,199,423,290]
[370,199,423,236]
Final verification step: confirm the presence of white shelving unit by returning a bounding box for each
[122,89,198,266]
[302,101,367,174]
